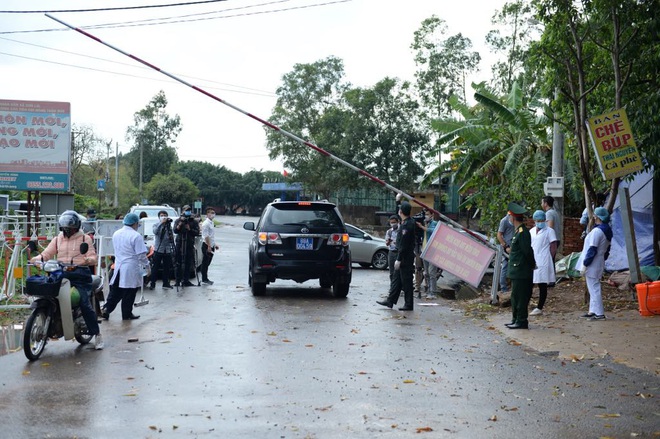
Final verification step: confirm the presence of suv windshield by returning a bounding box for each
[131,206,178,218]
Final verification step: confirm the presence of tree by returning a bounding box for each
[175,160,243,209]
[144,172,199,208]
[266,56,353,199]
[125,91,181,197]
[486,0,540,95]
[70,124,108,195]
[411,16,481,119]
[532,0,657,221]
[429,82,552,232]
[342,78,430,191]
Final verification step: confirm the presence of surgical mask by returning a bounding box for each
[390,223,398,229]
[535,222,546,229]
[159,215,167,220]
[184,210,191,217]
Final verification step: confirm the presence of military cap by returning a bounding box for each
[507,202,527,216]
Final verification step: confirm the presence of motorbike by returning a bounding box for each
[23,242,103,361]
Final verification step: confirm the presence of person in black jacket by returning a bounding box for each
[377,201,416,311]
[174,205,200,288]
[150,210,175,290]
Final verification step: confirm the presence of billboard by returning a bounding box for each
[585,108,643,180]
[0,99,71,192]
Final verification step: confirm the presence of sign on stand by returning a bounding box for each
[421,224,495,288]
[586,108,643,180]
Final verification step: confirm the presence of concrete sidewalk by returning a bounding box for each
[488,308,660,375]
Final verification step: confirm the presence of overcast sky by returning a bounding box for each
[1,0,507,174]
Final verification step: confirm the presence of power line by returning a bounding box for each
[0,51,276,97]
[0,36,276,96]
[0,0,351,34]
[0,0,229,14]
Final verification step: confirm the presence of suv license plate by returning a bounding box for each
[296,237,314,250]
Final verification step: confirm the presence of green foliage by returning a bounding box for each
[144,172,199,208]
[125,91,181,190]
[411,15,481,118]
[429,81,551,234]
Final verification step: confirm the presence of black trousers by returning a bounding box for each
[386,255,414,308]
[201,243,214,281]
[150,251,173,286]
[104,270,138,319]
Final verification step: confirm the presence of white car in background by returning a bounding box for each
[345,223,389,270]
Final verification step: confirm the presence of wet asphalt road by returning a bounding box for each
[0,215,657,438]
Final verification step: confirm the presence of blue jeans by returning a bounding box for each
[499,256,509,292]
[63,267,99,336]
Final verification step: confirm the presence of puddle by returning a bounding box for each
[0,324,24,356]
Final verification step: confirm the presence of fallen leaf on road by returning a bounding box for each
[282,339,291,343]
[595,413,621,418]
[358,371,368,375]
[315,405,332,411]
[41,363,51,367]
[430,368,436,375]
[416,427,433,433]
[488,415,497,421]
[22,370,29,376]
[570,354,584,362]
[509,340,522,346]
[149,426,157,430]
[403,379,415,384]
[267,332,277,336]
[305,344,314,347]
[351,329,359,333]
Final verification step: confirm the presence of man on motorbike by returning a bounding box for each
[30,210,104,350]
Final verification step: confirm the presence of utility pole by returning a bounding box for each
[546,88,565,251]
[105,140,111,207]
[114,142,119,208]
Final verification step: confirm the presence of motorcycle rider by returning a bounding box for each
[30,210,104,350]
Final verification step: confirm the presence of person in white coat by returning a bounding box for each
[529,210,558,316]
[102,213,149,321]
[575,207,613,320]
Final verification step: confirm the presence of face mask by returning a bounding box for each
[184,210,191,217]
[507,217,513,226]
[159,215,167,220]
[390,223,398,229]
[535,222,546,229]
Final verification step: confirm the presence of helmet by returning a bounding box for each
[59,210,81,237]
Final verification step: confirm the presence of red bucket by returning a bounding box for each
[635,281,660,316]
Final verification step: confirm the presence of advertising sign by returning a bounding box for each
[0,99,71,192]
[421,223,495,288]
[585,108,643,180]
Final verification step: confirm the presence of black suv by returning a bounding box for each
[243,200,352,297]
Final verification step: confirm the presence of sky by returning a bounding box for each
[1,0,508,175]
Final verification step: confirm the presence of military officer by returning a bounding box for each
[505,202,536,329]
[377,201,416,311]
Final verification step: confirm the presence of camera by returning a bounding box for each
[166,217,173,223]
[412,211,426,243]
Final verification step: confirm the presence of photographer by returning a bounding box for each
[174,204,200,287]
[150,210,175,290]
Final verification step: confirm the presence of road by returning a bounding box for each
[0,215,657,438]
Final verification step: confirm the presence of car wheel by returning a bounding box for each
[252,281,266,296]
[332,278,349,298]
[371,250,389,270]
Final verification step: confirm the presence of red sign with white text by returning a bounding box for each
[421,223,495,288]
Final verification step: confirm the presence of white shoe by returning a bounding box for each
[529,308,543,316]
[94,334,104,350]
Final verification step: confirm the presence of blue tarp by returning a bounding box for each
[606,169,655,271]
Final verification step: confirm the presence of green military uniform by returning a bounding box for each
[506,202,536,328]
